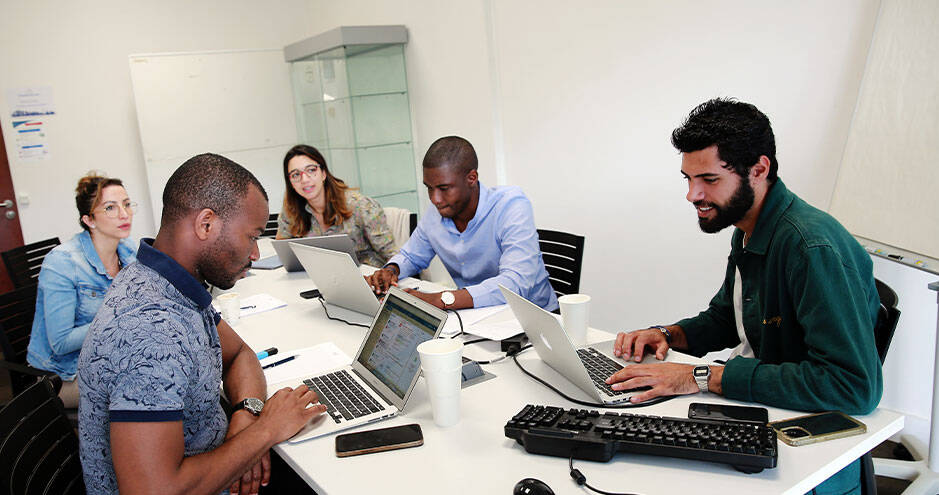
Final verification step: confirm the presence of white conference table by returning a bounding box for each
[221,243,904,494]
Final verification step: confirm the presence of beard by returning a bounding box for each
[695,176,755,233]
[198,228,250,290]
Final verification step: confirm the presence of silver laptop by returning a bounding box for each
[288,287,448,442]
[268,234,359,272]
[290,242,382,317]
[499,285,649,404]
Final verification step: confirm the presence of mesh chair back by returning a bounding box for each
[1,237,60,288]
[0,284,40,395]
[261,213,279,238]
[0,375,85,495]
[873,278,901,364]
[537,229,585,297]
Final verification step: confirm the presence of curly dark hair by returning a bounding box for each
[161,153,267,226]
[671,98,778,183]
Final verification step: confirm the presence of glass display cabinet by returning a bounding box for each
[284,25,418,212]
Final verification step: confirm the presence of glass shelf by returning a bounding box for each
[287,29,418,214]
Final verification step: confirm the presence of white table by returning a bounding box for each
[223,243,904,494]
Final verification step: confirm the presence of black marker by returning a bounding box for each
[262,355,296,369]
[256,347,278,360]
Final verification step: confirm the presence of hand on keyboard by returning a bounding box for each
[613,328,672,362]
[260,385,328,439]
[606,362,723,403]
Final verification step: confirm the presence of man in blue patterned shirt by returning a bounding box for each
[78,154,326,495]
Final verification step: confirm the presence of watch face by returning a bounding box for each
[693,366,710,377]
[245,398,264,414]
[441,291,455,305]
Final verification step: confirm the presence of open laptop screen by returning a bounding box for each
[357,293,441,399]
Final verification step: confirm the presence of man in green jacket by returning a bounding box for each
[607,98,882,494]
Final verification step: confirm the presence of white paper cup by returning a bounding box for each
[217,292,241,326]
[417,339,463,427]
[559,294,590,346]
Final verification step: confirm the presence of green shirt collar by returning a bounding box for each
[732,178,794,255]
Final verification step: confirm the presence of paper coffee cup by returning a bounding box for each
[559,294,590,346]
[417,339,463,427]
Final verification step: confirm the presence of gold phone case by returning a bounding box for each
[769,411,866,447]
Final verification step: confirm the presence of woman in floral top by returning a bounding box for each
[276,144,398,267]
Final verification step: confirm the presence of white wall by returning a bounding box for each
[494,0,880,329]
[0,0,316,240]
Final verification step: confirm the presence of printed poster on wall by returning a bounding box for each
[6,86,55,162]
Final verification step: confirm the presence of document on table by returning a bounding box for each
[464,318,524,341]
[238,294,287,317]
[262,342,351,397]
[440,304,512,338]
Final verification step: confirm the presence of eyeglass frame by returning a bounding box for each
[94,200,138,218]
[287,164,322,183]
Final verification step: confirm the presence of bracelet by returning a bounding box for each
[650,325,672,344]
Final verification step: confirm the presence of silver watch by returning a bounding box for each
[440,291,456,307]
[693,365,711,393]
[233,397,264,416]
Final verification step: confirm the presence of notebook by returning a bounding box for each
[499,285,649,404]
[285,287,448,442]
[262,234,358,272]
[290,242,382,317]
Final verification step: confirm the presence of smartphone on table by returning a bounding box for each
[769,411,866,446]
[335,423,424,457]
[688,402,769,425]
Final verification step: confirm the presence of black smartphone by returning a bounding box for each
[299,288,321,299]
[688,402,769,425]
[335,423,423,457]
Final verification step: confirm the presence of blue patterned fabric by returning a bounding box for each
[26,230,137,379]
[78,239,228,494]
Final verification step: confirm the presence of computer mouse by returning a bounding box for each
[513,477,555,495]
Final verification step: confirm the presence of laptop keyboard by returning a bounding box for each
[302,370,386,424]
[577,347,645,397]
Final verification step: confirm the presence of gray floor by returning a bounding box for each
[0,373,914,494]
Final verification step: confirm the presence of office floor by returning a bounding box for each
[0,374,912,494]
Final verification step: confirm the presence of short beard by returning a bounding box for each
[198,226,248,290]
[696,175,754,234]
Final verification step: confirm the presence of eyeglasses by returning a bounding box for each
[96,201,137,218]
[288,164,321,183]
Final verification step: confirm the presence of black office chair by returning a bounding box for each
[0,284,52,400]
[409,212,417,235]
[261,213,279,238]
[0,375,85,495]
[537,229,585,297]
[1,237,60,288]
[859,278,901,495]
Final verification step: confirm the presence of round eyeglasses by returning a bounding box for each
[96,201,137,218]
[288,164,321,183]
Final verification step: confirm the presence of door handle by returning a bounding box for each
[0,199,12,208]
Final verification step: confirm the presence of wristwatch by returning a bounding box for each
[440,291,456,307]
[232,397,264,416]
[693,365,711,393]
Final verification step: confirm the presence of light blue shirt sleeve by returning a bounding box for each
[38,254,89,355]
[463,195,545,308]
[388,219,436,279]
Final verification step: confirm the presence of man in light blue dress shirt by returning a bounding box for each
[366,136,558,311]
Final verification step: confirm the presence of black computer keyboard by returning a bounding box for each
[504,404,777,473]
[577,348,631,396]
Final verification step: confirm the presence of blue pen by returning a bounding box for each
[262,355,295,369]
[256,347,278,360]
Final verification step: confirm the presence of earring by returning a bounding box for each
[90,225,96,229]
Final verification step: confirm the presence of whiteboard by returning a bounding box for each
[830,0,939,259]
[129,49,297,230]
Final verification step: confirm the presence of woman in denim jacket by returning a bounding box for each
[26,173,137,407]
